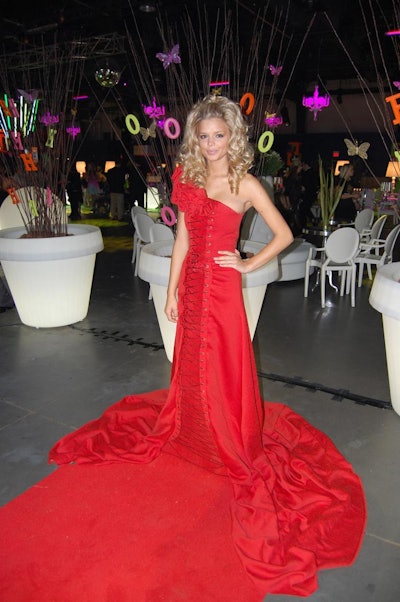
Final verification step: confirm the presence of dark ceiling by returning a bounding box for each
[0,0,399,102]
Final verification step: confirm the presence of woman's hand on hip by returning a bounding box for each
[214,249,248,273]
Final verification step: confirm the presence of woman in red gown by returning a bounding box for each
[49,96,366,597]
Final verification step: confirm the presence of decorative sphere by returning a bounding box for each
[95,65,121,88]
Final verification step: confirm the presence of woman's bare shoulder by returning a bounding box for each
[240,173,272,203]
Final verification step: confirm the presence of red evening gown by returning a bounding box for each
[49,167,366,597]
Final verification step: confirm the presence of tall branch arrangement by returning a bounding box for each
[0,38,86,237]
[94,0,294,207]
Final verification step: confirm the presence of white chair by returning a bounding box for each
[243,210,315,281]
[240,207,274,244]
[355,223,400,287]
[320,228,360,308]
[147,224,175,299]
[131,205,148,264]
[131,205,147,217]
[304,244,324,298]
[354,208,374,239]
[336,208,373,238]
[149,222,175,243]
[359,213,387,247]
[132,212,154,276]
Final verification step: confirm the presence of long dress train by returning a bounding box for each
[49,167,366,597]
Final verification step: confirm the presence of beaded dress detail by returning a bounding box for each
[49,166,366,597]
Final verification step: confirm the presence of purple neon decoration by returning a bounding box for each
[66,125,81,139]
[40,112,59,126]
[209,81,230,86]
[142,97,166,121]
[264,114,283,128]
[302,85,330,121]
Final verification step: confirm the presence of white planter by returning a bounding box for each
[139,240,279,361]
[0,225,104,328]
[369,262,400,415]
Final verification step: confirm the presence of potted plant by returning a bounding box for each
[318,157,347,232]
[259,150,284,179]
[0,41,104,327]
[257,150,284,195]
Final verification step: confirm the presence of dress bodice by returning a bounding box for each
[171,165,243,267]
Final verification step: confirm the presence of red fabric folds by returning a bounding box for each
[49,171,366,597]
[49,393,366,597]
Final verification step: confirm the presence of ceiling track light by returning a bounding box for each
[139,2,157,13]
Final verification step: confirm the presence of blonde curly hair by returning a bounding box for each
[177,95,254,194]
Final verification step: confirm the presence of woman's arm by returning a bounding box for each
[165,210,189,322]
[214,174,294,273]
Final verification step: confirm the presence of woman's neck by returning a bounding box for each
[206,159,229,178]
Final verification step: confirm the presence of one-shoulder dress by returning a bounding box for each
[49,166,366,597]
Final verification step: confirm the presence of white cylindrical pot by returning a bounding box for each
[0,225,104,328]
[369,262,400,415]
[139,240,279,362]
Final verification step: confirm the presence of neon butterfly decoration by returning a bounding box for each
[17,89,39,103]
[140,122,157,141]
[344,138,370,160]
[264,112,283,128]
[393,81,400,89]
[156,44,181,69]
[269,65,282,76]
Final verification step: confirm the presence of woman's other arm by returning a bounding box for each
[165,211,189,322]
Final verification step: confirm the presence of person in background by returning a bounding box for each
[66,163,84,221]
[282,163,303,234]
[297,158,319,228]
[96,165,107,190]
[127,160,148,209]
[106,159,126,220]
[334,163,361,222]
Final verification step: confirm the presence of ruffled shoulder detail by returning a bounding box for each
[171,166,186,210]
[171,166,212,215]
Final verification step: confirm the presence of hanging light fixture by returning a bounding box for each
[95,60,121,88]
[139,2,157,12]
[302,85,330,121]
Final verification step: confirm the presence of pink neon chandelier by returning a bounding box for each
[302,85,330,121]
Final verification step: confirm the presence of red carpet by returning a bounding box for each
[0,454,262,602]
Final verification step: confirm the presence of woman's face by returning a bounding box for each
[197,117,231,163]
